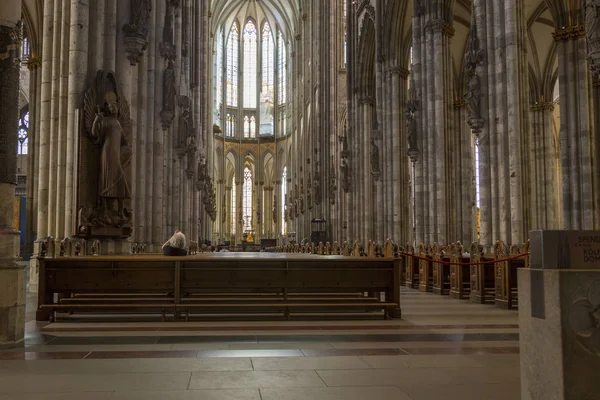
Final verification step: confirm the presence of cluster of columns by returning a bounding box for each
[25,0,212,290]
[338,0,599,250]
[0,0,26,347]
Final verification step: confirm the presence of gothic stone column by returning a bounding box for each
[0,1,26,347]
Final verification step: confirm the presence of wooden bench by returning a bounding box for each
[404,244,419,289]
[449,242,471,300]
[36,253,402,321]
[469,243,495,304]
[494,242,525,310]
[432,243,450,295]
[418,244,433,292]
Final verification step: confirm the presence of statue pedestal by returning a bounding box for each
[519,230,600,400]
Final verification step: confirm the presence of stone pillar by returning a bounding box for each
[519,230,600,399]
[528,102,559,230]
[554,27,597,230]
[0,0,26,347]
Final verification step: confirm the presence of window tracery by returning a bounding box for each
[243,167,253,231]
[226,22,239,107]
[243,20,258,108]
[17,111,29,155]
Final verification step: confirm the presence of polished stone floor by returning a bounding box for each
[0,287,521,400]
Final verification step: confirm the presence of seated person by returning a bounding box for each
[162,229,187,256]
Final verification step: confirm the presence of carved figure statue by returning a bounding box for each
[465,72,482,121]
[178,96,191,146]
[163,60,176,113]
[406,84,419,160]
[91,93,131,223]
[340,157,349,192]
[273,195,278,223]
[370,137,380,175]
[186,136,197,172]
[131,0,152,36]
[307,190,312,210]
[585,0,600,77]
[586,0,600,42]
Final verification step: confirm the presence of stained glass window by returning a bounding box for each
[226,23,239,107]
[262,23,274,102]
[17,111,29,155]
[281,166,287,235]
[243,20,258,108]
[243,167,253,231]
[278,32,286,104]
[231,175,236,234]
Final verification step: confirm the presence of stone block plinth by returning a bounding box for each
[519,230,600,400]
[0,228,26,348]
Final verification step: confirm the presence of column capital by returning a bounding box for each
[386,66,410,79]
[425,19,455,37]
[358,96,375,106]
[453,99,466,109]
[552,25,586,41]
[530,101,555,112]
[26,56,41,71]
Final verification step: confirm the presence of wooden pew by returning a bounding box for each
[494,242,525,310]
[449,242,471,300]
[404,243,419,289]
[418,244,433,292]
[431,243,450,295]
[469,242,495,304]
[36,254,402,321]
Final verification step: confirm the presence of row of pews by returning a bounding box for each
[35,252,402,322]
[266,239,530,310]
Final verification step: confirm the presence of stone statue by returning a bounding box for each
[91,95,132,223]
[273,195,278,223]
[160,60,176,129]
[406,84,419,162]
[186,136,197,176]
[465,72,482,121]
[313,173,321,205]
[178,96,191,147]
[131,0,152,36]
[585,0,600,78]
[307,189,312,210]
[122,0,152,65]
[586,1,600,41]
[340,157,349,193]
[370,137,380,176]
[83,71,133,230]
[329,166,337,205]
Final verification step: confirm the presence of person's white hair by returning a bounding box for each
[167,230,186,249]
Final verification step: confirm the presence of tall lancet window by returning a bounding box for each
[281,166,287,235]
[231,175,237,234]
[226,22,239,107]
[242,167,253,231]
[226,113,236,137]
[17,111,29,155]
[278,32,286,105]
[243,20,258,108]
[243,115,256,138]
[260,22,275,136]
[215,30,223,119]
[475,141,481,239]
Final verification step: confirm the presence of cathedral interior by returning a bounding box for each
[0,0,599,399]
